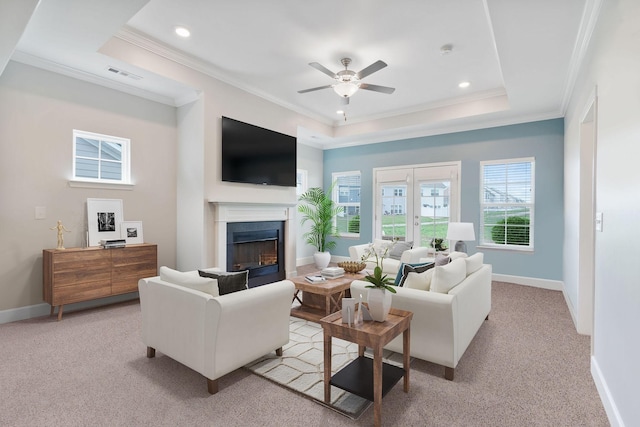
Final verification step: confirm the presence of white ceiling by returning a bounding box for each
[6,0,594,147]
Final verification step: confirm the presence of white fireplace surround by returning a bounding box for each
[211,202,297,279]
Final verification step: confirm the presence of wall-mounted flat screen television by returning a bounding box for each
[221,116,297,187]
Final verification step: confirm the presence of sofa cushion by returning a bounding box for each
[465,252,484,276]
[404,268,434,291]
[395,262,435,286]
[430,258,467,294]
[388,241,413,260]
[448,251,469,261]
[159,266,219,297]
[199,270,248,295]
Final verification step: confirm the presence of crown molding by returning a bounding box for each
[115,26,334,126]
[560,0,603,114]
[10,50,178,106]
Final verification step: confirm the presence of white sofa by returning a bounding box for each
[351,253,491,380]
[138,268,295,394]
[348,239,431,276]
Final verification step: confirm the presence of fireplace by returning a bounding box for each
[227,221,286,287]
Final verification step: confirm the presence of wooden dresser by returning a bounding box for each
[43,243,157,320]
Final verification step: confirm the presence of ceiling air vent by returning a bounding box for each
[106,66,143,81]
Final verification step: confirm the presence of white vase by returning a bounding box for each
[313,251,331,269]
[367,288,393,322]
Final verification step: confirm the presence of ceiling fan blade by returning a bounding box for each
[309,62,337,79]
[356,60,387,79]
[298,85,333,94]
[359,83,395,94]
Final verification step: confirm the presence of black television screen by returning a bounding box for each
[221,116,297,187]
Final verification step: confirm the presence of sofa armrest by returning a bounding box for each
[210,280,295,378]
[348,243,370,261]
[351,280,457,366]
[399,246,431,264]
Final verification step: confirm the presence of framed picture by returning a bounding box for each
[87,198,124,247]
[121,221,144,244]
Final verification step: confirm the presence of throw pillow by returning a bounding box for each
[435,253,450,266]
[159,266,219,297]
[464,252,484,276]
[388,241,413,261]
[199,270,248,295]
[395,262,435,287]
[403,269,434,291]
[430,258,467,294]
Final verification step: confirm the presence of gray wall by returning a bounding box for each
[324,119,564,281]
[0,61,177,313]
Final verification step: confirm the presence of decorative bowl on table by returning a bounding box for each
[337,261,367,274]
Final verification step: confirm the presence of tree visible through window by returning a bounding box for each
[73,130,130,184]
[480,158,534,248]
[333,171,361,235]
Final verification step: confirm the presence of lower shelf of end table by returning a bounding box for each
[330,356,405,402]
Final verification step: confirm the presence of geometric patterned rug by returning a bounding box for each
[245,317,407,420]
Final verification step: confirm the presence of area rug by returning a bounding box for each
[244,317,408,420]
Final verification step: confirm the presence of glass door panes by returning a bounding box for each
[418,181,451,247]
[380,184,408,241]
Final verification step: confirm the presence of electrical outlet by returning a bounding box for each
[595,212,603,232]
[35,206,46,220]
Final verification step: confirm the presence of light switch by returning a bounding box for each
[35,206,46,220]
[595,212,603,232]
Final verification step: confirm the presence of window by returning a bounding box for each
[333,171,361,236]
[73,130,130,184]
[393,188,404,197]
[480,158,534,249]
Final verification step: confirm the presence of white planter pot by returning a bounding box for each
[313,251,331,269]
[367,288,393,322]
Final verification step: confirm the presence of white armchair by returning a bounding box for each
[138,272,294,394]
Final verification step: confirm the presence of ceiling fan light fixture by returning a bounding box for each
[333,82,359,98]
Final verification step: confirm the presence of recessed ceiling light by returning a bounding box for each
[336,110,344,114]
[458,81,470,88]
[175,26,191,38]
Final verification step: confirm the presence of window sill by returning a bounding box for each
[68,180,134,191]
[476,244,534,253]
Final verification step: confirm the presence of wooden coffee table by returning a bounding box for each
[289,272,366,322]
[320,308,413,427]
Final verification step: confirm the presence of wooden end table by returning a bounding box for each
[319,308,413,427]
[289,272,366,322]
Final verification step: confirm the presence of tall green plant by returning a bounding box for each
[298,183,343,252]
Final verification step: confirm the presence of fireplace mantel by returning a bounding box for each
[210,201,297,279]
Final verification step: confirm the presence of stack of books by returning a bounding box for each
[321,267,345,279]
[99,239,126,249]
[305,275,326,284]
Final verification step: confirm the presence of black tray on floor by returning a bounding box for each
[330,356,405,402]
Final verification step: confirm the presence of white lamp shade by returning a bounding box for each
[446,222,476,241]
[333,82,359,97]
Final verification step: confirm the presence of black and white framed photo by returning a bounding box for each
[87,198,124,247]
[121,221,143,244]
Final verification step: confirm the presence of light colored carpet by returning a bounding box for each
[245,317,408,419]
[0,280,609,426]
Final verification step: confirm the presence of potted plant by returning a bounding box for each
[361,242,397,321]
[298,183,343,269]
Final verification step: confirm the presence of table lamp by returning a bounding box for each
[446,222,476,253]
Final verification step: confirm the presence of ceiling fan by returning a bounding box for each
[298,58,395,105]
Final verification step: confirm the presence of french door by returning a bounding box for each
[374,163,460,247]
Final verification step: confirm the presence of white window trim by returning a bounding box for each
[479,157,535,251]
[70,129,132,188]
[332,170,361,238]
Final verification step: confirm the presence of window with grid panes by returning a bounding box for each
[73,130,130,184]
[333,171,361,236]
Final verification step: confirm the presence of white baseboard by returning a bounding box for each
[591,356,624,427]
[491,273,563,291]
[562,288,579,330]
[0,293,139,325]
